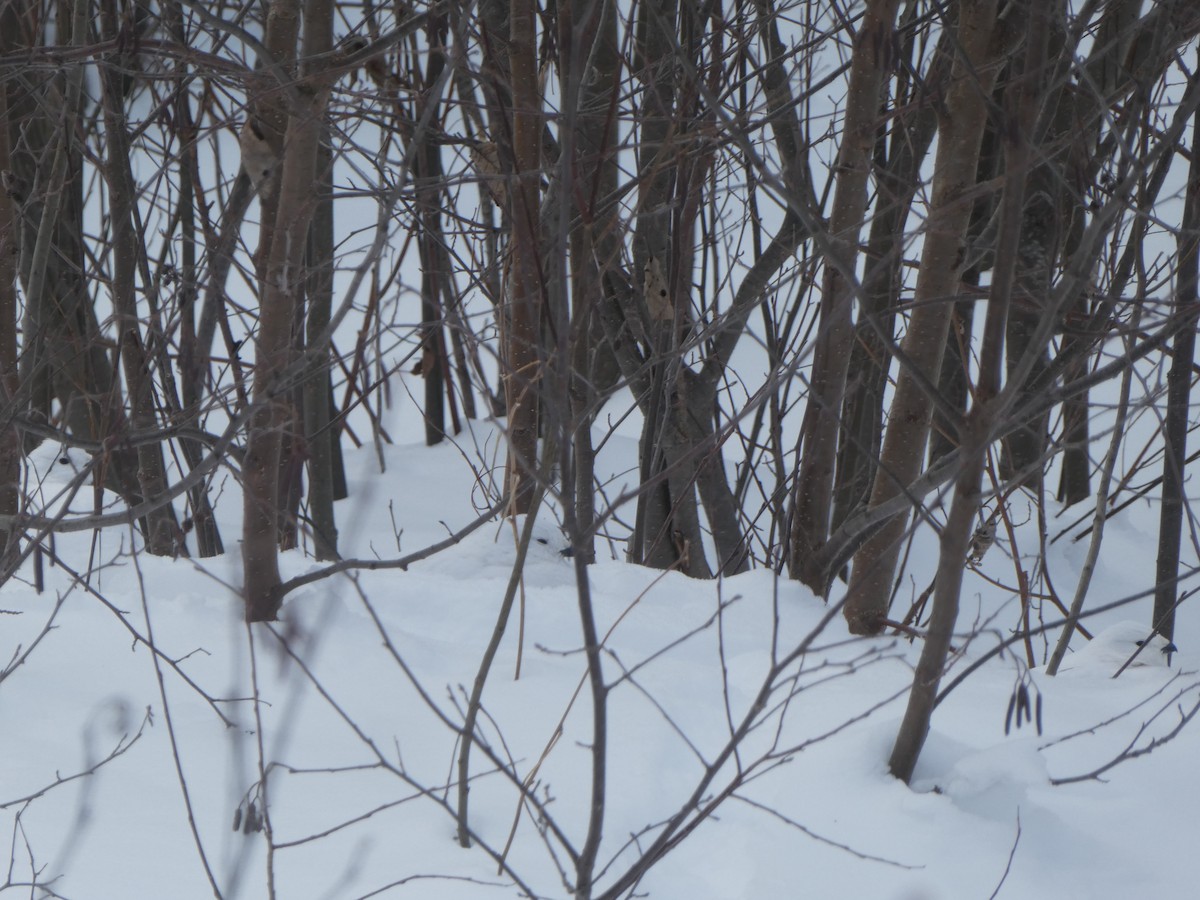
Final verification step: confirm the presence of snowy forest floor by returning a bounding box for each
[2,419,1197,900]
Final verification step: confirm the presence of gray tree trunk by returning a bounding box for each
[503,0,543,516]
[789,0,901,587]
[1152,93,1200,644]
[98,0,184,556]
[243,0,334,621]
[890,2,1047,779]
[846,0,1014,635]
[304,135,339,561]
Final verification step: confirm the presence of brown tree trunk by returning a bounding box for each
[930,110,1000,466]
[789,0,901,587]
[1052,1,1138,507]
[413,14,454,448]
[503,0,543,516]
[890,2,1047,779]
[243,0,334,621]
[303,135,338,561]
[162,0,224,558]
[627,0,686,569]
[0,84,18,558]
[846,0,1014,635]
[1152,90,1200,644]
[6,0,145,510]
[833,24,949,540]
[98,0,183,557]
[1056,349,1091,506]
[560,0,621,564]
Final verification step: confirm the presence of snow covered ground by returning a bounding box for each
[2,423,1197,899]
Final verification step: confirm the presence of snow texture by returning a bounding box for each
[2,429,1197,899]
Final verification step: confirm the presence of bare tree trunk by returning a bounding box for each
[1046,318,1138,676]
[1054,0,1139,506]
[243,0,299,622]
[304,135,339,561]
[0,84,18,557]
[888,422,986,782]
[627,0,684,569]
[930,113,1001,465]
[413,14,454,447]
[891,2,1047,779]
[6,0,144,510]
[559,0,621,564]
[929,295,975,464]
[98,0,183,557]
[1152,91,1200,644]
[1056,350,1091,506]
[845,0,1012,635]
[789,0,901,586]
[504,0,543,516]
[625,0,805,577]
[1001,177,1056,487]
[243,0,334,621]
[833,23,948,537]
[161,0,224,558]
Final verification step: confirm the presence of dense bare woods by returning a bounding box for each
[2,2,1200,878]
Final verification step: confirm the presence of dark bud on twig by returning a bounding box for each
[242,800,259,834]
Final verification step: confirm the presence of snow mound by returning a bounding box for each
[913,734,1049,822]
[1056,621,1175,675]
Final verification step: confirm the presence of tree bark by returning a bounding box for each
[1152,88,1200,644]
[846,0,1013,634]
[98,0,184,557]
[503,0,543,516]
[303,134,339,561]
[890,1,1047,778]
[414,14,453,448]
[5,0,142,514]
[243,0,334,621]
[789,0,901,586]
[0,83,18,558]
[558,0,621,563]
[627,0,684,569]
[833,23,948,536]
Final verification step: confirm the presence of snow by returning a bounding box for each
[1054,621,1175,673]
[2,426,1198,899]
